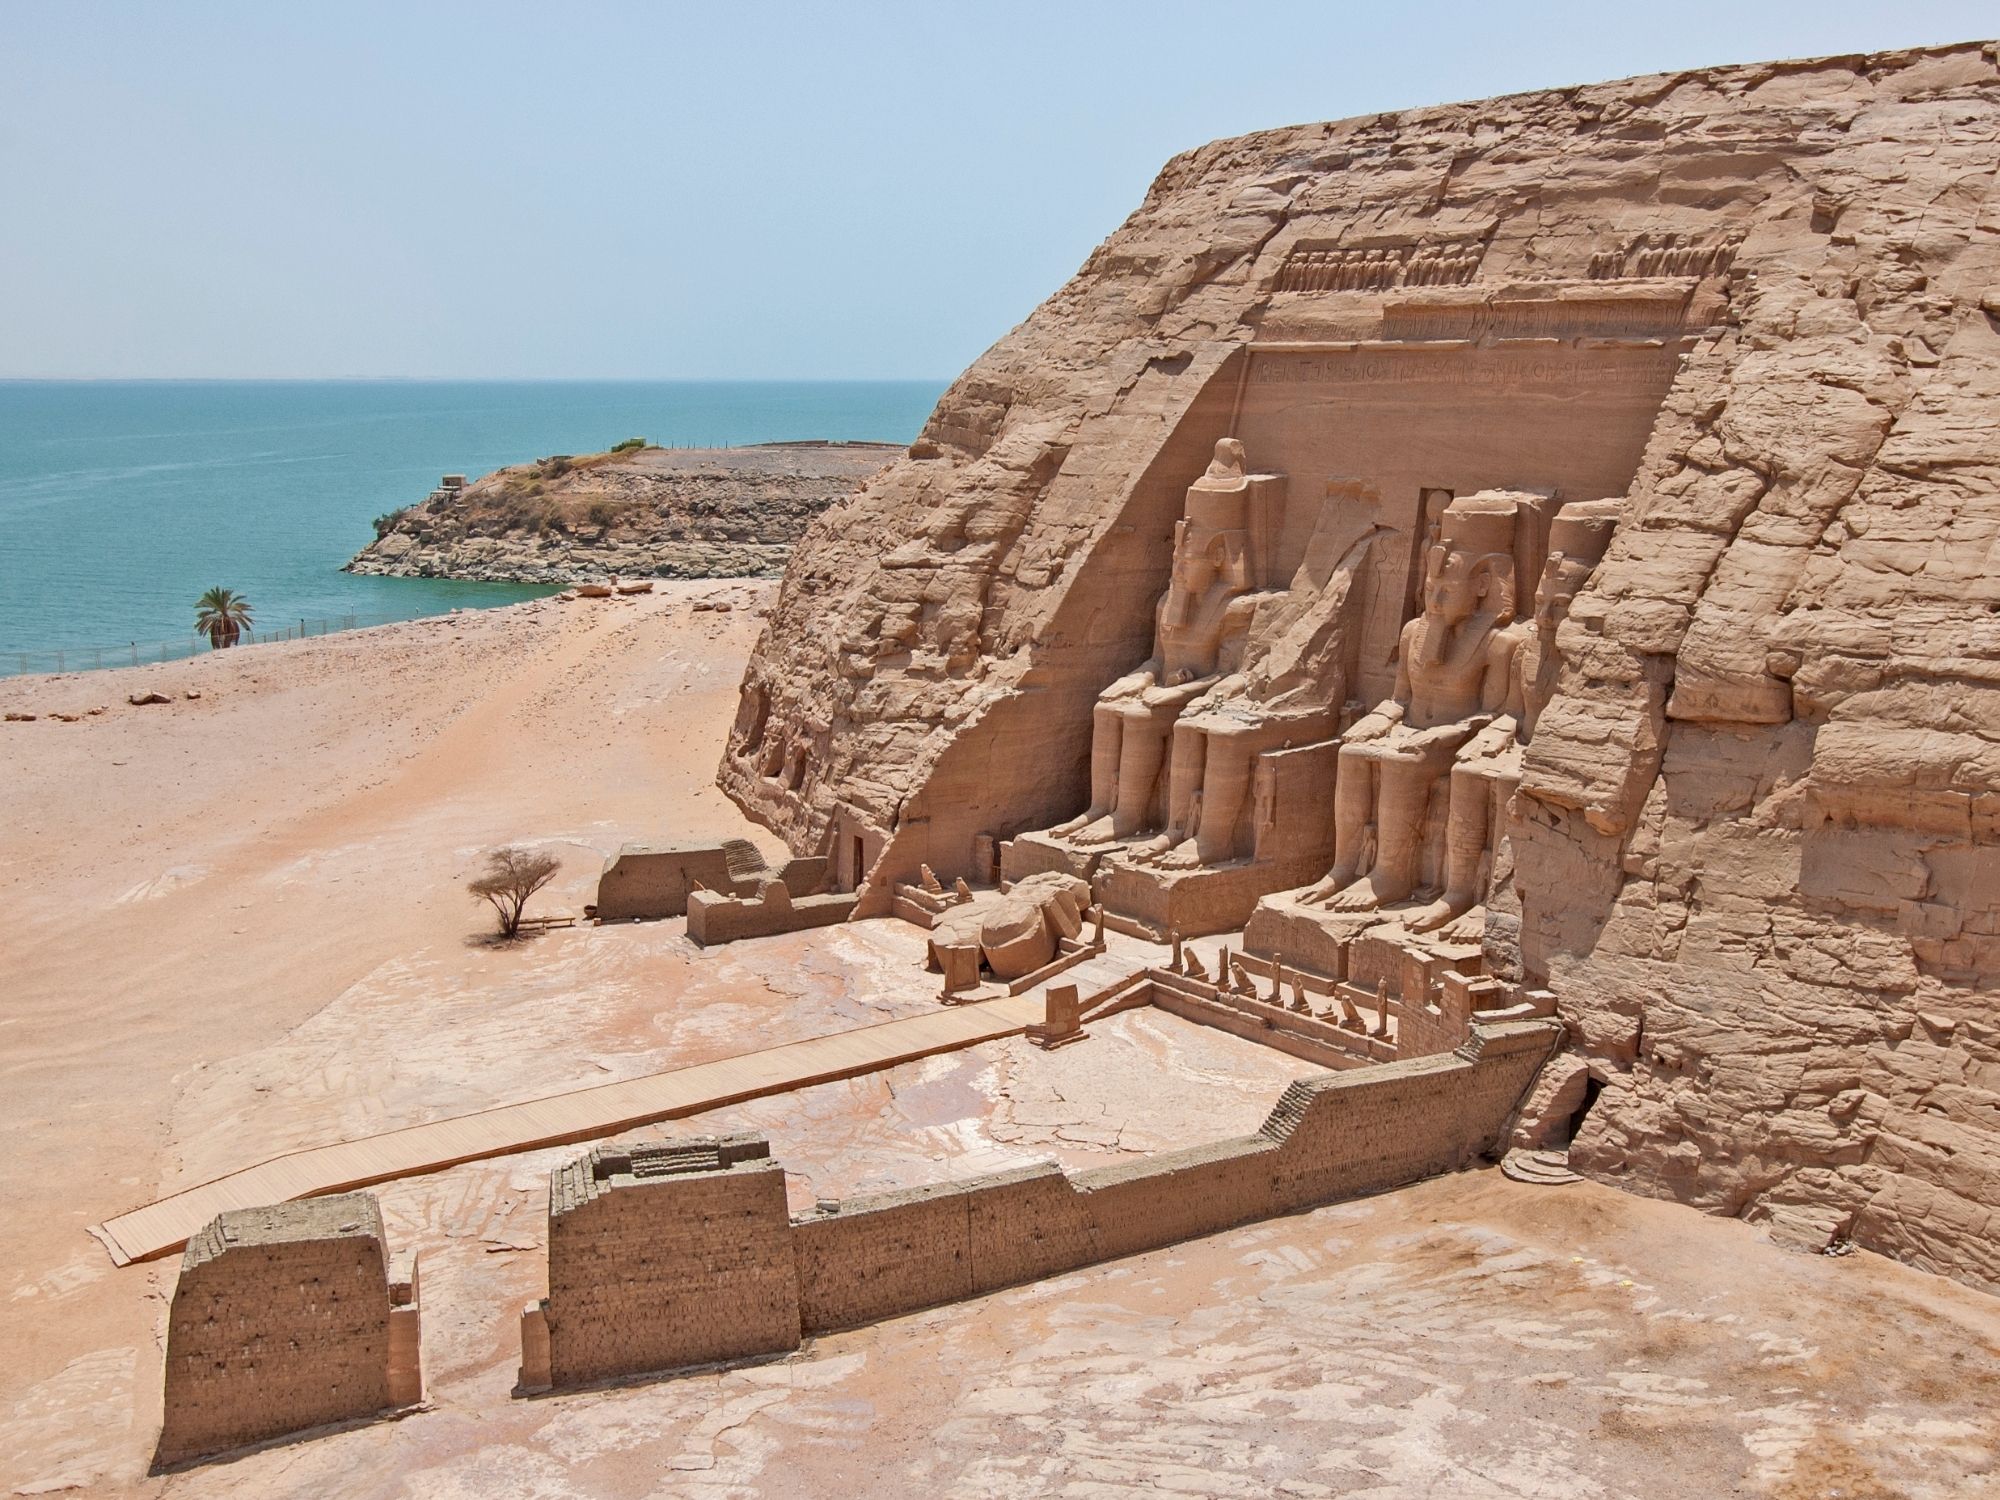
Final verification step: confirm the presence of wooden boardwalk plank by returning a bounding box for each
[90,989,1063,1267]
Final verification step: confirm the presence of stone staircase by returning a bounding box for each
[1258,1080,1318,1143]
[1500,1147,1583,1186]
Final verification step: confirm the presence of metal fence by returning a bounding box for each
[4,613,415,678]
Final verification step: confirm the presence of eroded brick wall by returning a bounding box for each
[542,1136,801,1388]
[796,1019,1554,1330]
[531,1020,1556,1387]
[156,1193,409,1466]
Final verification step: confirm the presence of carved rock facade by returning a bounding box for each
[726,44,2000,1290]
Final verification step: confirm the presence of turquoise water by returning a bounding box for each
[0,380,942,674]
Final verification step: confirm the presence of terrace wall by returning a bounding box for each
[526,1019,1557,1385]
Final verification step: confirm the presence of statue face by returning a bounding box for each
[1171,524,1229,595]
[1534,556,1589,635]
[1423,546,1487,622]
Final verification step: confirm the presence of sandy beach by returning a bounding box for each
[3,588,1997,1498]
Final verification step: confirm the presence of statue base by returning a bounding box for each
[1094,849,1339,940]
[999,831,1104,885]
[1245,889,1489,979]
[1242,889,1388,979]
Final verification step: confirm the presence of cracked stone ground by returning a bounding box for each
[44,1169,1996,1499]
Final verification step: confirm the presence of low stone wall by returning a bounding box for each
[522,1136,801,1391]
[685,885,856,946]
[521,1018,1557,1387]
[594,838,768,920]
[156,1193,420,1467]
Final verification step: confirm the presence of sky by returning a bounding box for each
[3,2,1993,381]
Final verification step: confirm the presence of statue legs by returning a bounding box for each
[1322,756,1433,910]
[1408,728,1519,932]
[1071,699,1173,844]
[1052,700,1127,836]
[1110,701,1171,837]
[1183,728,1257,866]
[1127,719,1204,857]
[1306,732,1468,912]
[1302,741,1376,901]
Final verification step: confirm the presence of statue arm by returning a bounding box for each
[1143,681,1215,711]
[1390,618,1419,703]
[1186,673,1249,714]
[1211,594,1264,674]
[1345,700,1404,742]
[1103,668,1156,699]
[1482,628,1525,716]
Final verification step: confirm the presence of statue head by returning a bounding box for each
[1167,440,1253,607]
[1169,515,1250,602]
[1423,493,1519,628]
[1534,498,1620,635]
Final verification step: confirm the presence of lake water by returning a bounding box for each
[0,380,943,674]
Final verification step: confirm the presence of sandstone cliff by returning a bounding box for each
[346,442,899,583]
[725,43,2000,1291]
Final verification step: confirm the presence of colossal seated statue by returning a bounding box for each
[1133,505,1378,870]
[1403,497,1621,931]
[1010,442,1384,937]
[1303,491,1531,914]
[1052,439,1272,847]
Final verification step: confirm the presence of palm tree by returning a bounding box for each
[194,587,254,650]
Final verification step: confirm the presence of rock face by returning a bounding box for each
[347,442,901,583]
[725,42,2000,1291]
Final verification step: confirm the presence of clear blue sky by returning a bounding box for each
[4,2,1990,380]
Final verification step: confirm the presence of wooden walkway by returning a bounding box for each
[91,991,1064,1267]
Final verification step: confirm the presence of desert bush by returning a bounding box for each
[610,437,646,453]
[469,846,562,938]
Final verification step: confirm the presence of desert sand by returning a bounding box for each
[2,588,1996,1497]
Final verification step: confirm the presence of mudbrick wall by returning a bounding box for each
[525,1019,1556,1388]
[155,1193,420,1467]
[726,43,2000,1290]
[537,1137,801,1388]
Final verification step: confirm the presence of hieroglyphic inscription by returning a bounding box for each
[1251,345,1678,390]
[1587,231,1743,280]
[1382,295,1695,342]
[1275,239,1485,293]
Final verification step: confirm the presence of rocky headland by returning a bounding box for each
[729,41,2000,1292]
[346,440,901,583]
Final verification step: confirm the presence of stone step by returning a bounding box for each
[1500,1147,1583,1186]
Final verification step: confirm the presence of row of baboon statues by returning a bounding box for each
[1586,233,1744,281]
[1275,242,1483,293]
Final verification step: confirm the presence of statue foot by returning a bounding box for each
[1156,839,1204,870]
[1049,811,1098,837]
[1301,869,1356,906]
[1325,874,1396,913]
[1127,831,1178,861]
[1070,816,1119,847]
[1438,910,1485,942]
[1406,895,1467,933]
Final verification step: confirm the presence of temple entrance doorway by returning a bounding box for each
[1560,1075,1606,1147]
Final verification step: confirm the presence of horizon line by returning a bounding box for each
[0,374,954,386]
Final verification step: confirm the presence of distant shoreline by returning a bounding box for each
[0,377,941,670]
[345,439,904,586]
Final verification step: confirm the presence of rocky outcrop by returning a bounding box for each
[726,42,2000,1291]
[346,442,900,583]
